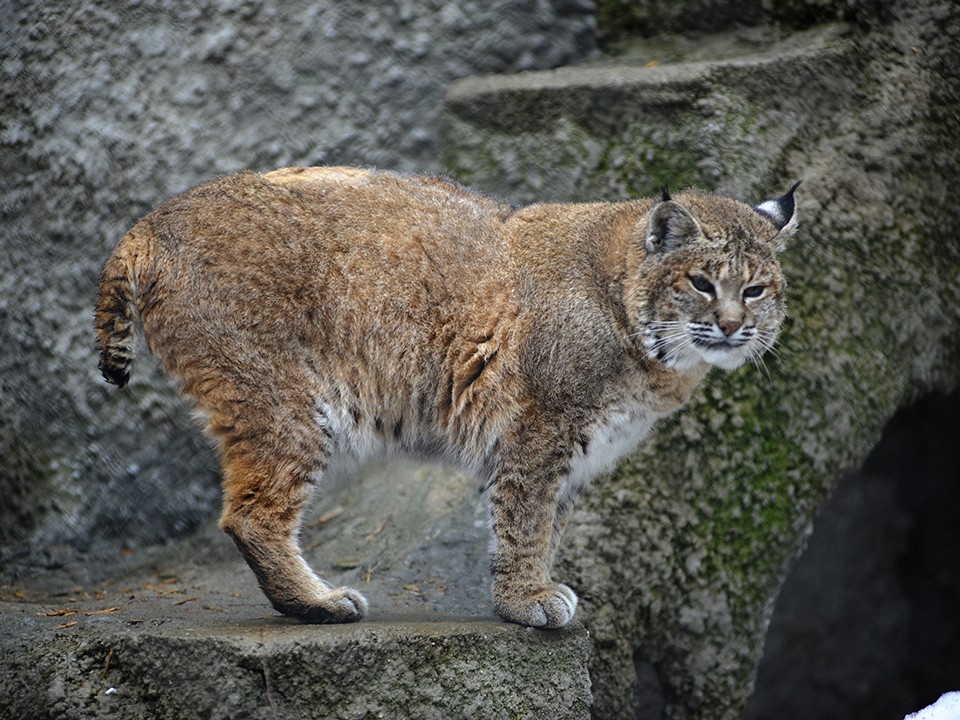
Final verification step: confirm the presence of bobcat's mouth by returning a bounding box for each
[691,336,742,350]
[692,335,757,370]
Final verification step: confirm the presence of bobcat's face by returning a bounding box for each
[631,187,797,372]
[641,248,786,371]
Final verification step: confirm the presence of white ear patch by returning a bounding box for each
[755,181,801,252]
[756,198,788,228]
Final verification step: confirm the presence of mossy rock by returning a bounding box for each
[443,6,960,718]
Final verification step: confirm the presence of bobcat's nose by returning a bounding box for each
[718,318,742,336]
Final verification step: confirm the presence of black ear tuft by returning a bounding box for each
[660,185,671,203]
[755,181,800,231]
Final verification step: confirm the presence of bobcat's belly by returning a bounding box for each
[310,392,469,481]
[562,407,662,504]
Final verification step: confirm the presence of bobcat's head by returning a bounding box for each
[632,184,799,372]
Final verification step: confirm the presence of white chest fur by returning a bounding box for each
[563,405,662,503]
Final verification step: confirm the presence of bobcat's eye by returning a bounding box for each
[743,285,765,299]
[688,275,715,295]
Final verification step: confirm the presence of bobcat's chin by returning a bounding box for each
[696,344,755,371]
[659,343,751,372]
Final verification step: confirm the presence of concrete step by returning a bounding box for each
[2,509,592,720]
[3,599,589,720]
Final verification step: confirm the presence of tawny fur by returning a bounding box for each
[95,166,798,628]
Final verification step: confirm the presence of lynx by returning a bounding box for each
[95,166,798,628]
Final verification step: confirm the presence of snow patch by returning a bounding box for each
[903,692,960,720]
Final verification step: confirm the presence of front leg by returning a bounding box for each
[488,431,578,629]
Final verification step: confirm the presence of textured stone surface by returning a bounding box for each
[443,3,960,718]
[443,23,855,205]
[593,0,867,43]
[1,2,596,715]
[1,460,591,719]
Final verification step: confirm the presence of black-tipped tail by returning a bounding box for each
[94,230,148,389]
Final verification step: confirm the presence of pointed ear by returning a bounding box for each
[645,200,702,254]
[755,181,800,252]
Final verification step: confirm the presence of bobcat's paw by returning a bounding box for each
[287,586,369,624]
[493,582,578,629]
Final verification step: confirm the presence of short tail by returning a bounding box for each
[94,226,155,388]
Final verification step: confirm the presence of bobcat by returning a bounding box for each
[95,166,798,629]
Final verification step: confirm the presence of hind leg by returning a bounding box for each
[201,380,368,624]
[218,451,367,623]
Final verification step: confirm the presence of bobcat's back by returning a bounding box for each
[97,167,526,468]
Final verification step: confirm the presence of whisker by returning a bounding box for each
[757,332,782,359]
[751,353,773,381]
